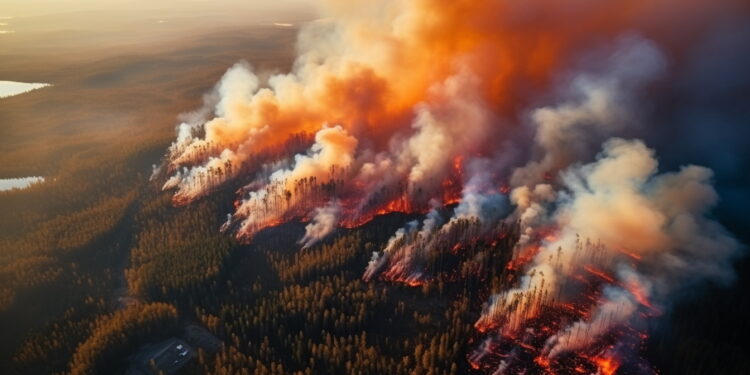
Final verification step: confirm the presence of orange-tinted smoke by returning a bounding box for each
[168,0,737,175]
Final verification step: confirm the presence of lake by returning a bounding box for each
[0,81,50,98]
[0,176,45,191]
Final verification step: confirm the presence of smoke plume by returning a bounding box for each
[156,0,748,372]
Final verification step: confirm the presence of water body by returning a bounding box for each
[0,176,44,191]
[0,81,50,98]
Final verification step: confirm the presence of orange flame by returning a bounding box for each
[593,355,620,375]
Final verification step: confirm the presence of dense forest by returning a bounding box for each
[1,144,748,374]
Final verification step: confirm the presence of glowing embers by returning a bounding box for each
[167,117,474,244]
[468,236,660,375]
[505,228,556,271]
[592,354,620,375]
[223,170,467,243]
[469,286,652,375]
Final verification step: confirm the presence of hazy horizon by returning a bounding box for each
[0,0,317,63]
[1,0,315,18]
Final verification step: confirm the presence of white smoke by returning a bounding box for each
[511,34,666,188]
[489,137,741,357]
[230,125,358,239]
[299,200,342,248]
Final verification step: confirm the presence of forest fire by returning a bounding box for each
[463,233,662,374]
[592,355,620,375]
[156,0,744,373]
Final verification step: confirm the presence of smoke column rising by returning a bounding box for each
[157,0,748,373]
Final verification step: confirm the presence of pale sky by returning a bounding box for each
[1,0,315,18]
[0,0,318,53]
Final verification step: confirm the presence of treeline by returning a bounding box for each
[0,129,166,372]
[191,275,476,375]
[0,256,63,312]
[0,190,135,263]
[0,138,162,241]
[0,190,133,311]
[267,234,369,283]
[171,230,482,375]
[125,193,234,300]
[4,255,124,373]
[12,301,104,373]
[68,302,179,375]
